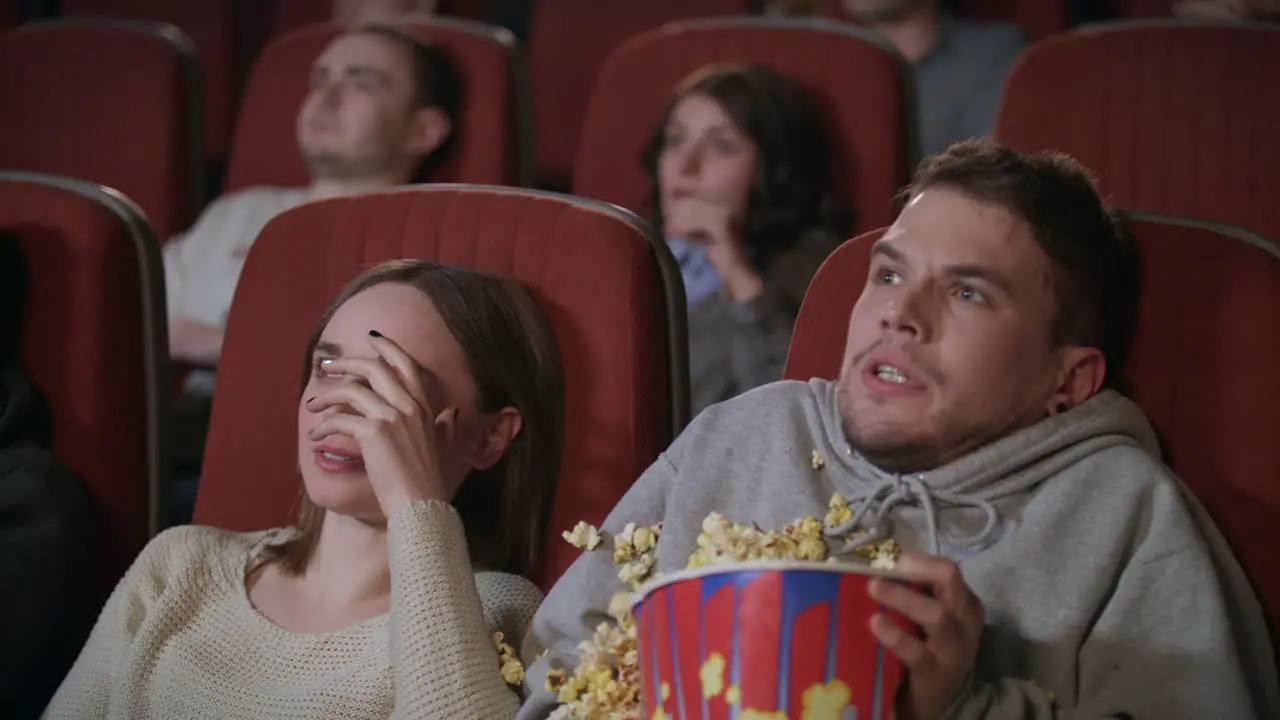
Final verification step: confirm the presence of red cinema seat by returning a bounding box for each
[783,211,1280,652]
[59,0,240,165]
[996,21,1280,240]
[226,18,531,192]
[527,0,755,190]
[192,185,688,590]
[0,171,169,598]
[0,19,203,239]
[572,16,914,237]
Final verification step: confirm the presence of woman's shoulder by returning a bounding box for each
[122,524,282,596]
[473,571,543,641]
[142,524,276,561]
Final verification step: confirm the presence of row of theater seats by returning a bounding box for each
[4,169,1280,653]
[0,0,1173,186]
[3,17,1278,243]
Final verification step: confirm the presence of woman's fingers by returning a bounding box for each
[367,332,432,413]
[316,356,419,418]
[307,411,370,443]
[434,405,459,445]
[307,383,397,423]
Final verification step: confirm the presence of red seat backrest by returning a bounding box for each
[59,0,238,164]
[784,211,1280,647]
[225,19,530,192]
[572,16,914,237]
[996,22,1280,240]
[0,171,168,598]
[0,20,203,239]
[528,0,755,190]
[193,185,688,590]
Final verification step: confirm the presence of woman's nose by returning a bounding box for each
[678,144,703,175]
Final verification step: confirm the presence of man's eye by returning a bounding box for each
[954,285,988,304]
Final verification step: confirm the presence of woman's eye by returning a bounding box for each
[312,357,332,378]
[712,138,739,154]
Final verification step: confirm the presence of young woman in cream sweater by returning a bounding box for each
[45,260,564,719]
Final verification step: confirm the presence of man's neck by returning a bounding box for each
[308,175,408,202]
[298,512,392,608]
[872,4,943,64]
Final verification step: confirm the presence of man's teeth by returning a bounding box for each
[875,364,909,384]
[321,451,357,462]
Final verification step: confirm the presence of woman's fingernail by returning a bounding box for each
[368,330,382,338]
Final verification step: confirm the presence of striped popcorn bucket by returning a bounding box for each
[632,561,919,720]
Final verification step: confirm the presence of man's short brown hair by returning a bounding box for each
[906,140,1141,385]
[353,24,462,179]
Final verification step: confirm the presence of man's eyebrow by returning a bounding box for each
[944,264,1014,294]
[870,239,905,263]
[313,341,342,356]
[871,239,1014,294]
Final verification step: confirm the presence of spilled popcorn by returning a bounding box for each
[546,493,901,719]
[494,632,525,686]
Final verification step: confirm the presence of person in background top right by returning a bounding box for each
[1173,0,1280,21]
[643,65,849,417]
[841,0,1027,157]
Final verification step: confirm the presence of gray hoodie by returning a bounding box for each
[518,379,1279,719]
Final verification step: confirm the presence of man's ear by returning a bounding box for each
[404,106,451,159]
[468,407,522,471]
[1045,346,1106,415]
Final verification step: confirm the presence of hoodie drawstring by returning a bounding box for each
[825,473,1001,556]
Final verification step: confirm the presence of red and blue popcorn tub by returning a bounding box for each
[632,561,920,720]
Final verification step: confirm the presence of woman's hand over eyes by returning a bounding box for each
[306,331,458,518]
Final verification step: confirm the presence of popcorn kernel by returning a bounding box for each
[562,521,603,550]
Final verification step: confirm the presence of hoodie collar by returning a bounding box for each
[810,379,1160,554]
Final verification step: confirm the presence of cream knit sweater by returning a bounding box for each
[43,500,542,719]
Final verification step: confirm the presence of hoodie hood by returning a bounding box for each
[811,379,1161,555]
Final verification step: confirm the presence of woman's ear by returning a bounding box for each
[468,407,523,471]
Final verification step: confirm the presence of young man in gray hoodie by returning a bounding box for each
[517,140,1280,719]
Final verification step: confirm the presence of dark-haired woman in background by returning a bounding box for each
[46,260,564,719]
[644,64,850,415]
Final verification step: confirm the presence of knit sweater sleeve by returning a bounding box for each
[40,527,187,719]
[387,499,536,719]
